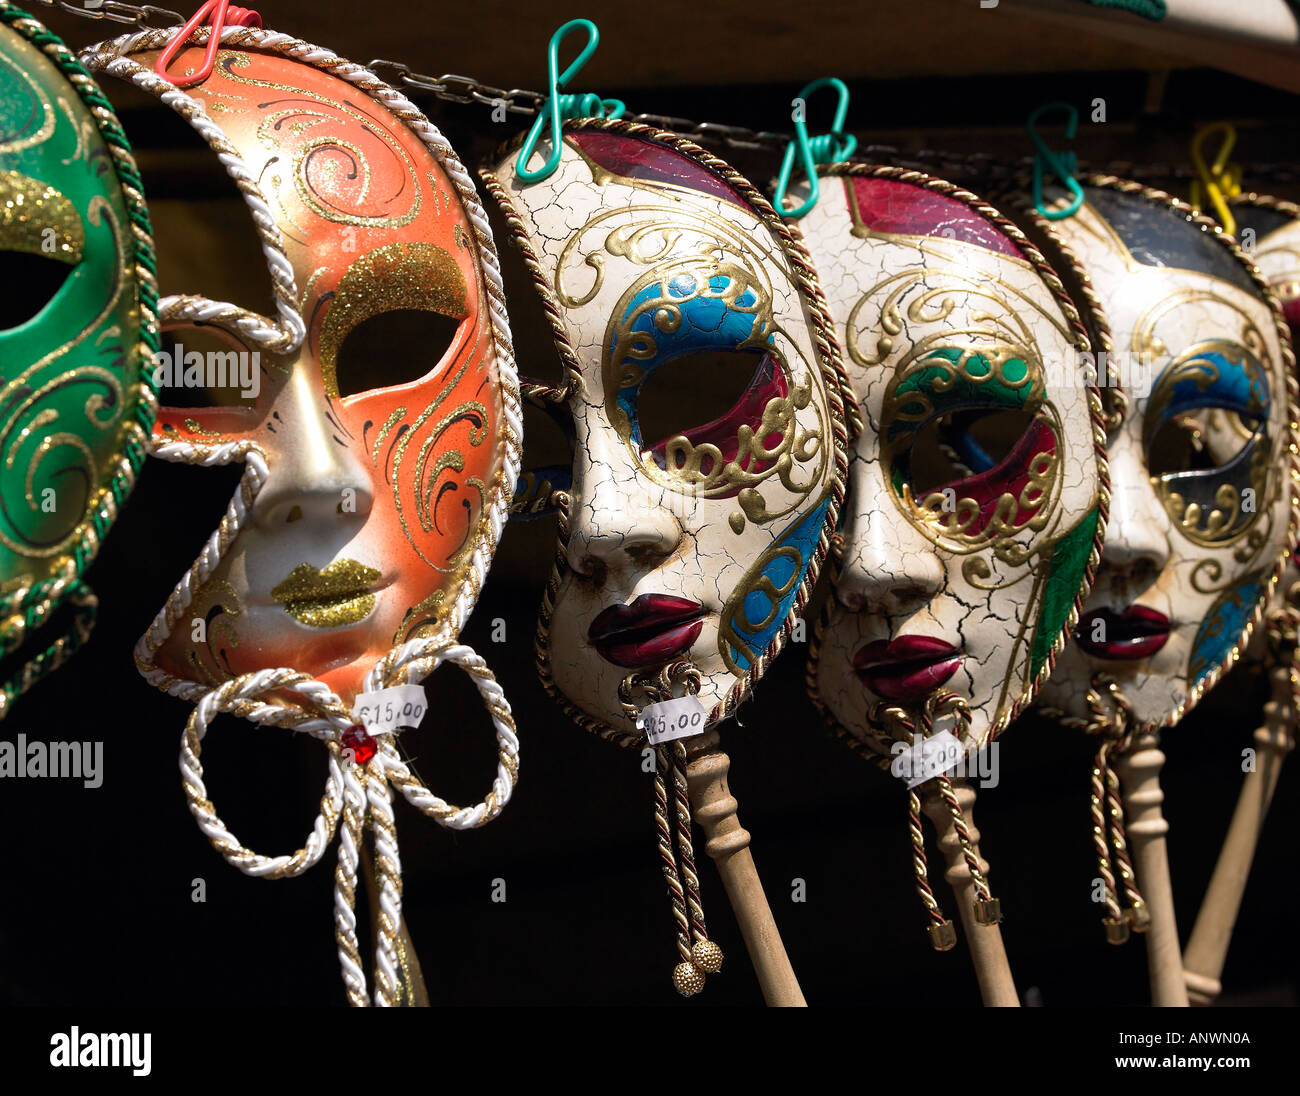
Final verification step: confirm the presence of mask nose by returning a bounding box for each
[1101,435,1171,587]
[562,420,682,580]
[251,362,375,530]
[834,454,946,615]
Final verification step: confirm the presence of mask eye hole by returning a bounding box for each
[155,326,261,411]
[634,348,783,469]
[1146,409,1257,478]
[0,250,74,331]
[900,407,1039,497]
[333,309,462,399]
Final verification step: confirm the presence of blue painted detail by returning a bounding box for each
[1149,351,1267,444]
[1189,574,1265,687]
[612,273,764,447]
[725,496,829,672]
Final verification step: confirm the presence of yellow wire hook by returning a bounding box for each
[1190,122,1241,237]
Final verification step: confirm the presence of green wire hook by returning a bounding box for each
[1028,101,1084,220]
[773,76,856,219]
[515,18,625,184]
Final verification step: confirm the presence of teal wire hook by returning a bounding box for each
[1028,101,1084,220]
[773,77,856,219]
[515,18,626,184]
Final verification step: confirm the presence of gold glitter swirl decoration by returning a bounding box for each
[554,203,826,521]
[318,242,466,397]
[213,49,424,231]
[0,191,128,560]
[382,335,490,579]
[0,170,81,260]
[0,45,54,153]
[183,578,243,688]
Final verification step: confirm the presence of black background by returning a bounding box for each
[1,0,1298,1008]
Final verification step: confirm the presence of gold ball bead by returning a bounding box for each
[673,962,705,997]
[691,938,724,974]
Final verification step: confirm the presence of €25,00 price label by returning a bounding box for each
[636,694,708,746]
[351,684,428,735]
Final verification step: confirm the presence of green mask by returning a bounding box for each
[0,5,157,717]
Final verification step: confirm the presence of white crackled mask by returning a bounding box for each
[1231,196,1300,640]
[800,166,1105,755]
[1032,182,1296,729]
[485,122,846,734]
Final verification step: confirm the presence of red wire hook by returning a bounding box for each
[154,0,262,89]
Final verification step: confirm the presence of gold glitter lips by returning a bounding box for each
[270,558,382,628]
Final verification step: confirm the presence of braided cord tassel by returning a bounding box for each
[934,773,1000,924]
[1086,676,1148,942]
[621,664,723,995]
[1090,739,1127,942]
[651,745,694,971]
[334,756,369,1007]
[908,785,955,951]
[1103,740,1148,931]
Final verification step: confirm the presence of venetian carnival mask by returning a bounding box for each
[84,25,520,1008]
[1030,182,1296,730]
[0,6,156,716]
[1230,197,1300,637]
[88,38,514,704]
[486,122,846,734]
[1232,196,1300,337]
[800,165,1105,757]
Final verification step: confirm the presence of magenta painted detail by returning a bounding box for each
[648,352,788,495]
[847,177,1023,259]
[1281,297,1300,341]
[942,419,1055,536]
[569,131,751,211]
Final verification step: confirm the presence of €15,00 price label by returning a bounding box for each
[636,694,708,747]
[351,684,428,735]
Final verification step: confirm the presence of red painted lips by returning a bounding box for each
[588,594,705,668]
[1074,605,1170,661]
[853,636,962,702]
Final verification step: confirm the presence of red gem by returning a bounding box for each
[341,725,376,764]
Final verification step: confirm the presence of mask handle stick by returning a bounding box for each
[1113,729,1189,1006]
[1183,637,1297,1004]
[683,727,807,1006]
[916,777,1020,1006]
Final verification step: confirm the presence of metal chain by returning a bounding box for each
[27,0,183,27]
[23,3,1300,183]
[365,59,1300,184]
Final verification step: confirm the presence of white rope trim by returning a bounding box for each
[84,23,524,1008]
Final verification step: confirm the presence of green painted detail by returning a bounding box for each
[888,348,1031,442]
[1031,505,1100,676]
[1079,0,1166,20]
[0,5,158,714]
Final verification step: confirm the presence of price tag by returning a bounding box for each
[636,695,708,746]
[351,684,427,734]
[891,730,964,789]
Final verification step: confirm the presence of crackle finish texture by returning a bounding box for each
[0,23,149,610]
[1233,198,1300,652]
[802,172,1103,753]
[1036,186,1294,729]
[137,46,506,701]
[490,129,840,731]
